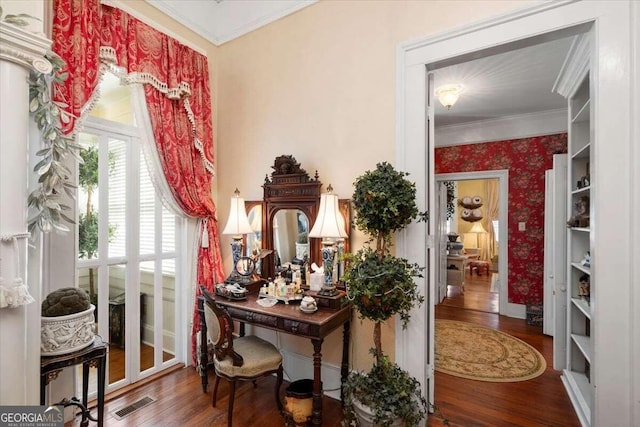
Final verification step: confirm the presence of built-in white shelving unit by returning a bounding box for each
[553,32,593,427]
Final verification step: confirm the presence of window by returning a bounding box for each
[76,74,183,395]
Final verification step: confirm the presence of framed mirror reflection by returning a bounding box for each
[242,155,350,283]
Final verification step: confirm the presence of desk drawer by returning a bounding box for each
[282,320,312,336]
[227,307,279,328]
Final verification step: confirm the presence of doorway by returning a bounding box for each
[435,171,507,315]
[394,2,633,421]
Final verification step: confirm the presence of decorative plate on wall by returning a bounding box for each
[459,196,483,222]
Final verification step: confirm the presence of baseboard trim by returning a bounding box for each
[505,302,526,319]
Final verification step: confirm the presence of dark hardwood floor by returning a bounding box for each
[439,268,499,313]
[108,343,173,383]
[69,293,579,426]
[429,305,580,427]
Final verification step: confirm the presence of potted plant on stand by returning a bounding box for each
[342,162,427,427]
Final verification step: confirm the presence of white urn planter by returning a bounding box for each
[295,242,309,260]
[41,305,95,356]
[352,399,403,427]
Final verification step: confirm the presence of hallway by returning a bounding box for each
[430,305,580,426]
[440,268,499,313]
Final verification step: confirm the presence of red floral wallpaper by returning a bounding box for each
[435,134,567,305]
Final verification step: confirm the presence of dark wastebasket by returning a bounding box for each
[284,379,314,426]
[526,304,543,326]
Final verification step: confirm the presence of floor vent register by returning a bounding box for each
[112,396,155,420]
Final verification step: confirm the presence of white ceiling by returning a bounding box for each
[145,0,317,46]
[433,36,574,127]
[141,1,575,138]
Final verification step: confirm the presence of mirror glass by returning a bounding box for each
[235,257,256,277]
[272,209,309,268]
[246,205,262,258]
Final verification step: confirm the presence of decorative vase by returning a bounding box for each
[352,398,403,427]
[41,304,95,356]
[295,242,309,260]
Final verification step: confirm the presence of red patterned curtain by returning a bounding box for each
[53,0,225,363]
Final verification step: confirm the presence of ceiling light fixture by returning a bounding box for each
[436,84,465,110]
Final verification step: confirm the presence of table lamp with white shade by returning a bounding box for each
[222,188,254,285]
[308,185,348,296]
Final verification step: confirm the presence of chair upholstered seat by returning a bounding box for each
[214,335,282,378]
[200,285,283,426]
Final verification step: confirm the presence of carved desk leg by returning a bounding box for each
[311,338,324,426]
[341,320,351,403]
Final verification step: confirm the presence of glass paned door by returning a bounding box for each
[76,122,182,398]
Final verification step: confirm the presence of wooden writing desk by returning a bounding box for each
[197,293,351,426]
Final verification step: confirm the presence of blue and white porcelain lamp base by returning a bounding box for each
[317,241,338,296]
[224,236,245,285]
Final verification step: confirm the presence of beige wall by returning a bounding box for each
[457,179,486,235]
[216,0,536,369]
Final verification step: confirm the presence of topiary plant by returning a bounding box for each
[342,162,427,427]
[42,287,91,317]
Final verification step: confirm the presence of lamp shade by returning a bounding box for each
[469,221,487,233]
[249,205,262,232]
[309,189,348,239]
[222,189,253,236]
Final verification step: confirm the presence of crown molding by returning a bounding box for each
[145,0,317,46]
[552,32,591,98]
[435,108,568,147]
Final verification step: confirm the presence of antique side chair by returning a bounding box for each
[200,286,283,426]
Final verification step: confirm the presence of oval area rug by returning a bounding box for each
[435,319,546,382]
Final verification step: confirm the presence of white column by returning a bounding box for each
[0,21,52,405]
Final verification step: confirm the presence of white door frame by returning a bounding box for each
[395,1,635,425]
[435,170,509,316]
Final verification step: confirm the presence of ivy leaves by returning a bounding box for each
[351,161,419,241]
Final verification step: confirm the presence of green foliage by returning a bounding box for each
[352,162,418,242]
[342,356,428,427]
[343,246,423,328]
[444,181,456,220]
[342,162,427,425]
[26,50,79,234]
[78,212,98,259]
[78,211,116,260]
[296,231,308,244]
[78,146,99,191]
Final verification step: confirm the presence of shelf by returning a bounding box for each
[571,186,590,195]
[562,370,592,426]
[571,262,591,275]
[570,227,590,233]
[571,142,590,159]
[571,99,590,123]
[571,298,591,319]
[571,334,592,363]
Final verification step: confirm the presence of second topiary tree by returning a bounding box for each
[342,162,427,426]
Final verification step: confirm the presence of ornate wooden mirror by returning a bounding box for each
[249,155,350,281]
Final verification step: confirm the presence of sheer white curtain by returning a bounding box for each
[131,83,200,308]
